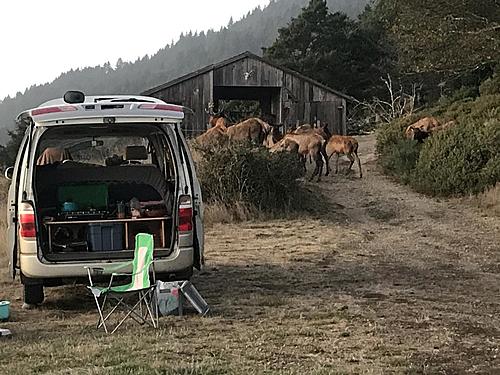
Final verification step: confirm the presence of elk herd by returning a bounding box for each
[195,106,363,182]
[193,105,456,184]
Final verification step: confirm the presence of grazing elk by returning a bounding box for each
[202,102,279,146]
[324,135,362,178]
[263,124,284,148]
[405,118,456,142]
[293,123,332,141]
[226,117,273,145]
[270,132,327,182]
[430,120,456,134]
[292,123,332,164]
[195,124,228,148]
[405,116,440,141]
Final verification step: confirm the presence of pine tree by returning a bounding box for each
[264,0,393,99]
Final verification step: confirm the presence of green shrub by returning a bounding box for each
[376,93,500,196]
[193,142,307,212]
[443,94,500,123]
[479,73,500,96]
[412,118,500,196]
[379,139,422,184]
[376,114,420,157]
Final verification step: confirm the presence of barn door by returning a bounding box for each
[311,100,345,135]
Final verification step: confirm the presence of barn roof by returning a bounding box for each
[142,51,354,101]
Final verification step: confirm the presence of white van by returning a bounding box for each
[4,91,204,305]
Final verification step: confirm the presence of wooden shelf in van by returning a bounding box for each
[45,217,172,225]
[45,216,172,251]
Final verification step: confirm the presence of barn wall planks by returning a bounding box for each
[154,73,212,135]
[214,58,284,87]
[149,55,348,137]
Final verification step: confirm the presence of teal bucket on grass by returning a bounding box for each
[0,301,10,321]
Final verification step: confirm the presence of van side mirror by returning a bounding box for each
[4,166,14,180]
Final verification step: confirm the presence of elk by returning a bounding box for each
[292,123,331,164]
[430,120,456,135]
[270,132,327,182]
[405,118,456,142]
[226,117,273,145]
[293,123,332,141]
[195,125,228,148]
[263,124,284,148]
[205,102,230,130]
[324,135,362,178]
[405,116,440,140]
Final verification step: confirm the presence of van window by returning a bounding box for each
[37,136,152,166]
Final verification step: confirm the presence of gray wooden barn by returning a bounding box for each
[142,51,353,136]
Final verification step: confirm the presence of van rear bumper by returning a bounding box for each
[19,247,193,279]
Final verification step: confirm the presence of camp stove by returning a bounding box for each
[58,210,109,221]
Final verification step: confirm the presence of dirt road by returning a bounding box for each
[0,134,499,374]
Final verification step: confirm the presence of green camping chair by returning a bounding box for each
[86,233,158,334]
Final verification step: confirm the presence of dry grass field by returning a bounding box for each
[0,135,499,374]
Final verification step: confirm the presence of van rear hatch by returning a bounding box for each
[29,99,184,126]
[32,121,182,262]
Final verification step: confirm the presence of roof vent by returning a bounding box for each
[63,91,85,104]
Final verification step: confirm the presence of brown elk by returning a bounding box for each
[195,125,228,148]
[292,123,332,164]
[405,117,440,141]
[203,102,279,146]
[430,120,456,134]
[205,103,229,130]
[227,118,273,145]
[293,123,332,141]
[270,132,327,182]
[324,135,362,178]
[405,118,456,142]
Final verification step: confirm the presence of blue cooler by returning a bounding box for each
[87,223,124,251]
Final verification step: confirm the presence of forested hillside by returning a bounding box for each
[0,0,368,142]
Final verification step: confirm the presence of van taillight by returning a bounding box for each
[19,209,36,239]
[178,196,193,232]
[138,104,183,112]
[31,106,77,116]
[179,208,193,232]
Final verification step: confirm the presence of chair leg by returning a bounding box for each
[111,297,147,334]
[139,292,144,319]
[110,291,158,334]
[143,290,158,328]
[93,294,109,334]
[98,297,123,329]
[109,295,147,325]
[94,288,160,334]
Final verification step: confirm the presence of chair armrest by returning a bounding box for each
[85,262,133,274]
[111,262,156,278]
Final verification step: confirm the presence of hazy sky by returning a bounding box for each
[0,0,270,100]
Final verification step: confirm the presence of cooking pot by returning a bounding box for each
[62,201,78,212]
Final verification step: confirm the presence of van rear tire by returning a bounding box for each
[24,284,44,305]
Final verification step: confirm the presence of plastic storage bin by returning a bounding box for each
[87,223,124,251]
